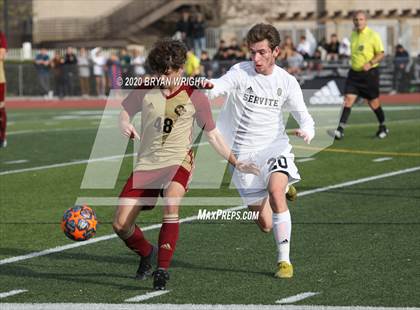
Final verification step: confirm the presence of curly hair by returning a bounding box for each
[246,23,281,51]
[147,39,187,74]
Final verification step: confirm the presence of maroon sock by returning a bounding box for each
[158,215,179,270]
[0,107,6,141]
[123,225,153,257]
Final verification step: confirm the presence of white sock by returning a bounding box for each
[272,210,292,263]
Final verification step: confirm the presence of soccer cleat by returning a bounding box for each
[274,261,293,278]
[135,245,157,280]
[376,125,389,139]
[0,139,7,148]
[327,128,344,140]
[153,268,170,290]
[286,184,297,202]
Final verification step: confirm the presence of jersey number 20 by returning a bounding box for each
[267,156,288,172]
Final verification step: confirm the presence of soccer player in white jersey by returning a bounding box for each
[206,24,315,278]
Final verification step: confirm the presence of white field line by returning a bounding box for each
[124,290,170,302]
[296,158,315,163]
[0,289,28,299]
[296,166,420,198]
[0,154,135,176]
[3,160,29,164]
[0,207,245,266]
[276,292,320,304]
[0,167,419,266]
[372,157,393,162]
[7,127,100,136]
[0,142,208,176]
[1,303,419,310]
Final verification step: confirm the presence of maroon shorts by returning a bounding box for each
[0,83,5,102]
[119,165,192,210]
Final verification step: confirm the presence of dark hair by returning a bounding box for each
[147,39,187,74]
[246,23,280,50]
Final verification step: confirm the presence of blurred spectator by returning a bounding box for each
[64,47,77,96]
[176,11,192,49]
[393,44,410,92]
[286,49,304,75]
[229,38,241,53]
[78,47,90,97]
[339,38,351,59]
[191,13,206,57]
[308,48,323,72]
[200,50,213,78]
[279,35,294,62]
[35,48,52,98]
[119,48,132,79]
[240,39,249,59]
[213,40,227,60]
[184,49,200,77]
[325,34,340,61]
[91,47,106,97]
[414,54,420,82]
[132,49,146,77]
[106,54,122,91]
[296,35,311,59]
[51,51,65,99]
[235,49,247,61]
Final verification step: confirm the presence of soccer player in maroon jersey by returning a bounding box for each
[112,39,258,290]
[0,31,7,148]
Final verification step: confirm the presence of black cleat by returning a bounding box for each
[376,125,389,139]
[135,245,157,280]
[0,139,7,148]
[153,269,169,290]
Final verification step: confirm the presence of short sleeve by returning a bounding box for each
[373,32,384,54]
[121,89,147,117]
[190,89,216,132]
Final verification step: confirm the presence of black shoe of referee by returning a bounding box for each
[376,125,389,139]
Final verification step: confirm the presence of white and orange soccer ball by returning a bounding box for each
[61,205,98,241]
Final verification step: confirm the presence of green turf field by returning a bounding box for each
[0,104,419,308]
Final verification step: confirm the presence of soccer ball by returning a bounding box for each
[61,205,98,241]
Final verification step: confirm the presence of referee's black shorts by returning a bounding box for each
[344,67,380,100]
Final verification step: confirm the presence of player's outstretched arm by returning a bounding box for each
[205,128,260,175]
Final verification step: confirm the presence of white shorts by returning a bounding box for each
[231,145,301,205]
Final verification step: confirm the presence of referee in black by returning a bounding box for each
[331,10,388,140]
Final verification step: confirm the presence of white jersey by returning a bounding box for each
[209,61,314,153]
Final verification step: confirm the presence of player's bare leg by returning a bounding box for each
[153,181,185,290]
[249,184,297,233]
[368,98,388,138]
[268,172,293,278]
[113,197,157,279]
[249,198,272,233]
[329,94,357,140]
